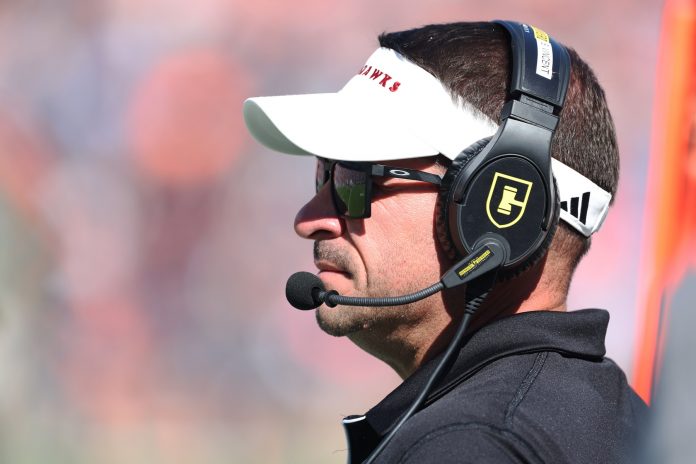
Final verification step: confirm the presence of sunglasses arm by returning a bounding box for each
[370,164,442,186]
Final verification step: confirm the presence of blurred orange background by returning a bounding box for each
[0,1,664,463]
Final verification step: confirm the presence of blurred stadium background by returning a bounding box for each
[0,0,674,463]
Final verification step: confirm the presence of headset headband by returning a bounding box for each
[493,20,571,110]
[443,20,574,272]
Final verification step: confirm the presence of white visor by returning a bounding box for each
[244,47,612,236]
[244,47,497,161]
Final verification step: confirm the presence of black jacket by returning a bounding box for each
[342,309,647,463]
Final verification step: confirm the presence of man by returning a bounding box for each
[244,21,646,463]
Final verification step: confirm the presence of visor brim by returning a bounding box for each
[243,93,439,162]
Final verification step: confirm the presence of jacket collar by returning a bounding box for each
[342,309,609,462]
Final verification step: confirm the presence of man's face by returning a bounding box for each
[294,157,451,338]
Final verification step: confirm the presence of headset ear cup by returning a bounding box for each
[436,136,560,280]
[436,137,492,260]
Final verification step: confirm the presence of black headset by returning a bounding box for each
[438,20,570,278]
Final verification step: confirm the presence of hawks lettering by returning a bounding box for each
[359,65,372,76]
[356,66,401,92]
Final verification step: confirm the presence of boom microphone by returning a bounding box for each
[285,238,508,311]
[285,271,445,310]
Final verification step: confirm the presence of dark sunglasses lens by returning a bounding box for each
[333,163,369,218]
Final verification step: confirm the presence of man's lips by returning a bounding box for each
[315,262,353,294]
[315,261,351,276]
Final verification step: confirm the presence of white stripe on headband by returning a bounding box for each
[552,158,612,236]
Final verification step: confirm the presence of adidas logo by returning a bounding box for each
[560,192,591,225]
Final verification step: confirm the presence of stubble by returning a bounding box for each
[313,241,425,337]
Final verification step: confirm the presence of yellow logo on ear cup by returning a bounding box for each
[486,172,533,228]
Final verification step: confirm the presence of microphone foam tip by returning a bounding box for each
[285,271,326,310]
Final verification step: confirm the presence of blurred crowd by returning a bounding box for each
[0,1,663,463]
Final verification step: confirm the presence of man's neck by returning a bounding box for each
[348,284,566,379]
[346,261,570,379]
[346,303,454,379]
[466,277,568,332]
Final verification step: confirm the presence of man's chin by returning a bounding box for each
[315,305,365,337]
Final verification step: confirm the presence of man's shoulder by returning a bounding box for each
[377,349,646,463]
[379,419,542,464]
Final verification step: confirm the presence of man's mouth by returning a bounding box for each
[313,242,355,293]
[315,261,351,276]
[314,261,353,293]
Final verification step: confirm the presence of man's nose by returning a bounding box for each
[294,184,344,240]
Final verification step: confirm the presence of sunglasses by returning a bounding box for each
[315,158,443,218]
